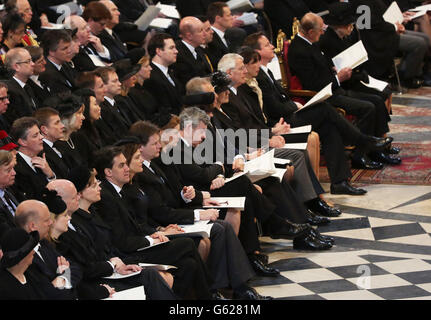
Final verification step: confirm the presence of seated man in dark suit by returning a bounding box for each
[172,16,214,89]
[25,46,52,107]
[206,2,247,67]
[33,107,70,179]
[143,33,184,115]
[10,117,56,199]
[243,32,392,194]
[65,15,110,72]
[15,199,83,299]
[3,48,39,125]
[39,30,78,94]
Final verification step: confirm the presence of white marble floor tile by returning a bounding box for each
[319,290,384,300]
[306,252,370,268]
[322,228,375,241]
[280,268,342,283]
[380,234,431,246]
[416,283,431,293]
[368,217,412,228]
[374,259,431,274]
[345,274,412,290]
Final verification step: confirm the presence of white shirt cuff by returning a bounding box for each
[194,209,201,221]
[145,236,155,246]
[107,261,115,272]
[98,45,111,59]
[181,190,192,203]
[58,275,72,289]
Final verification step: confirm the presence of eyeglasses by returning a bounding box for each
[16,59,32,65]
[0,95,9,101]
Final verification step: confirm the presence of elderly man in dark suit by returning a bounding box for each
[143,33,184,115]
[3,48,38,125]
[172,16,214,89]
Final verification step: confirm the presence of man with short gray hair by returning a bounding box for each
[4,48,38,124]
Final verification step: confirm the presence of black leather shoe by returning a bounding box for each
[309,228,334,245]
[248,254,280,277]
[233,287,273,300]
[369,151,402,165]
[255,252,268,265]
[293,231,333,250]
[269,220,310,240]
[330,181,367,195]
[211,291,229,300]
[366,136,393,151]
[402,77,423,89]
[351,155,384,170]
[307,198,342,217]
[306,210,331,226]
[387,146,401,154]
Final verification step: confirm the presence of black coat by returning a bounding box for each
[98,29,128,62]
[26,77,51,107]
[172,40,213,89]
[0,268,45,300]
[42,141,70,179]
[12,153,49,199]
[128,84,159,120]
[142,63,184,115]
[206,31,229,69]
[99,99,131,138]
[39,59,77,94]
[3,78,37,125]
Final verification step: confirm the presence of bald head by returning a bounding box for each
[15,200,52,239]
[179,16,205,47]
[299,12,325,43]
[47,179,80,214]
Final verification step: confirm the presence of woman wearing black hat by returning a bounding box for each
[112,58,146,123]
[47,92,91,169]
[0,228,42,299]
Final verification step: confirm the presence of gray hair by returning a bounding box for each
[186,77,211,95]
[217,53,243,73]
[179,107,210,130]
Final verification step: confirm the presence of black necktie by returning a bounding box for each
[149,162,166,184]
[2,189,17,216]
[23,84,37,109]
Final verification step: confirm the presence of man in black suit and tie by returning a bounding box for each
[3,48,38,125]
[25,46,52,107]
[10,117,56,199]
[0,150,21,239]
[144,33,184,115]
[34,108,70,179]
[65,15,110,72]
[172,16,214,89]
[39,30,77,94]
[243,33,392,195]
[15,198,83,300]
[206,2,247,67]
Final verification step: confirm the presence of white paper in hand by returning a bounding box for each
[360,75,389,92]
[296,82,332,112]
[383,1,404,25]
[332,41,368,71]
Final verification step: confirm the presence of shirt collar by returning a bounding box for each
[143,160,151,169]
[43,138,54,148]
[297,33,313,46]
[152,61,170,77]
[230,86,238,95]
[47,58,62,71]
[180,136,190,147]
[13,76,26,88]
[108,180,122,195]
[18,151,36,172]
[181,40,197,58]
[211,26,225,39]
[104,96,115,106]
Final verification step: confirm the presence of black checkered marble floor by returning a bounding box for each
[249,184,431,300]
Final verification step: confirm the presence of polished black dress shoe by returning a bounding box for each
[269,220,310,240]
[248,254,280,277]
[366,136,393,151]
[255,252,268,265]
[330,180,367,195]
[306,198,342,217]
[351,155,384,170]
[309,228,334,245]
[211,291,229,300]
[233,287,273,300]
[305,210,331,226]
[369,151,402,165]
[293,231,333,250]
[387,146,401,154]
